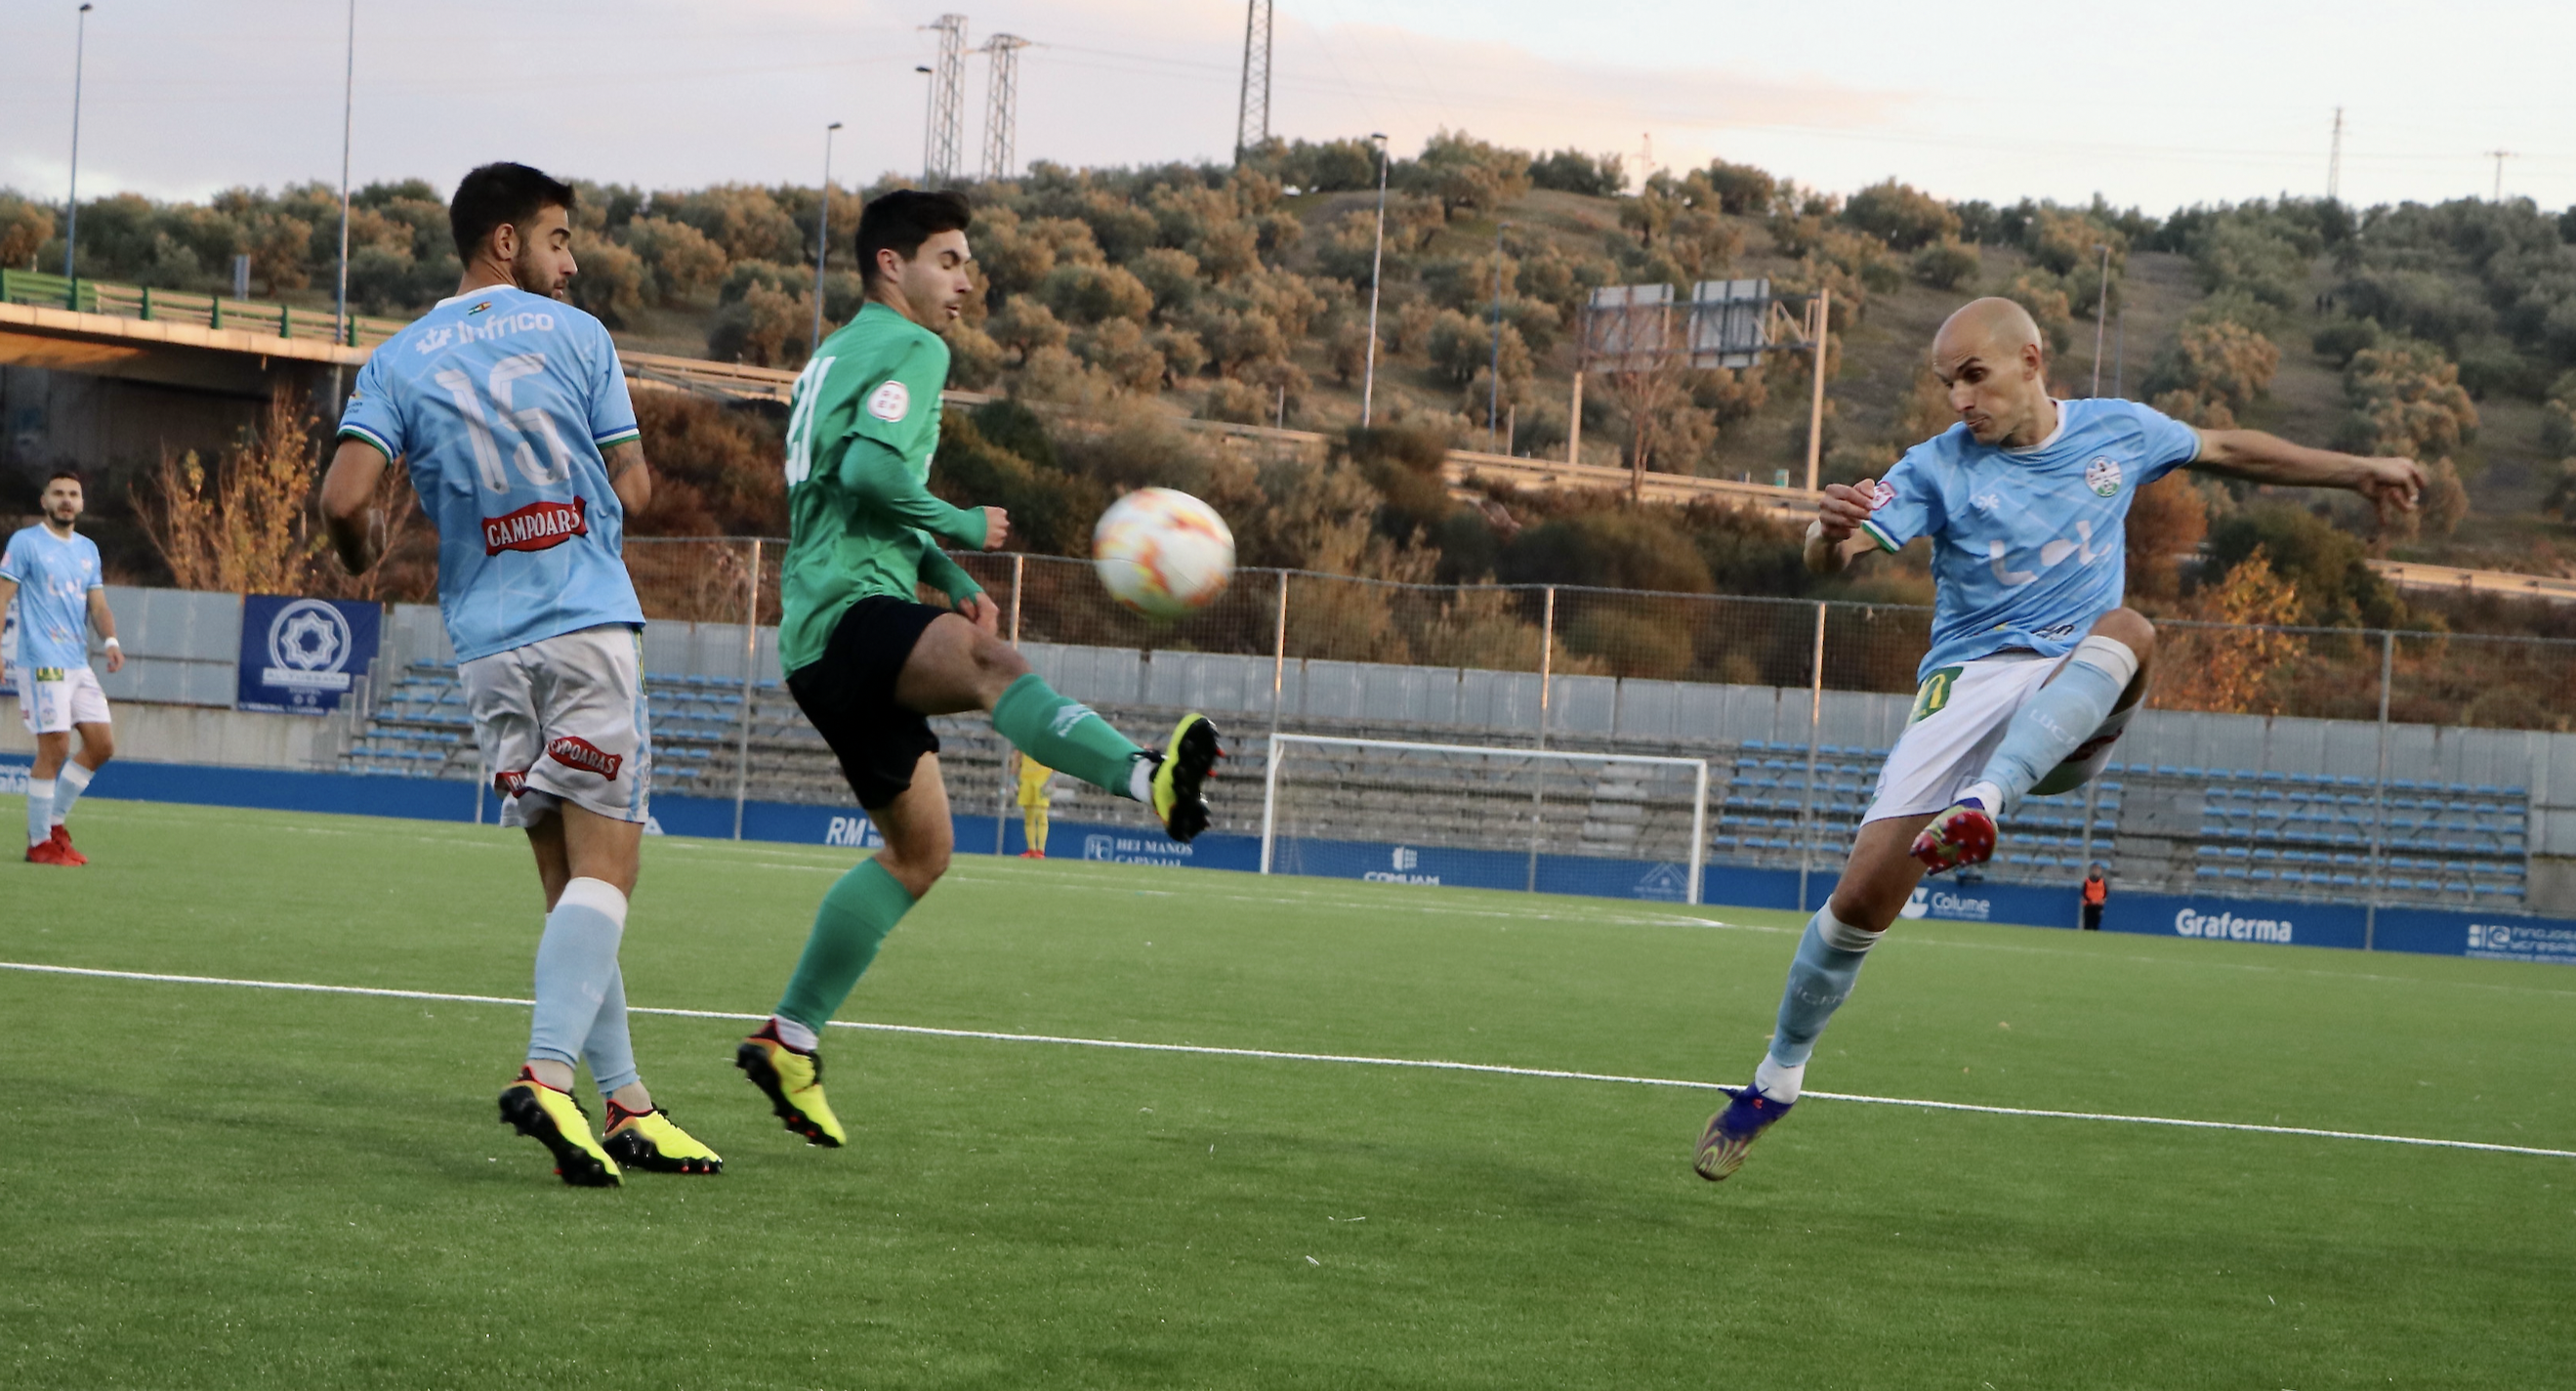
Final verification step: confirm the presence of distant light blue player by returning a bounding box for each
[321,161,720,1187]
[0,468,122,866]
[1695,296,2427,1181]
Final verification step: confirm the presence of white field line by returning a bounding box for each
[7,959,2571,1162]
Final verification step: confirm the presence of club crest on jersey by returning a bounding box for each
[546,735,623,780]
[2086,455,2123,496]
[867,380,910,422]
[481,496,589,556]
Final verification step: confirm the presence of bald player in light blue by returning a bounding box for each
[1694,296,2427,1182]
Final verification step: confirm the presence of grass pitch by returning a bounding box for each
[4,800,2572,1389]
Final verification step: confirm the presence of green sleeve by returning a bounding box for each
[834,437,989,548]
[916,539,985,605]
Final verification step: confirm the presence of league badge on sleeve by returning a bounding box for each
[867,380,911,422]
[2086,456,2123,496]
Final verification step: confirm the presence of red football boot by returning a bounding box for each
[48,825,87,865]
[1909,801,1997,874]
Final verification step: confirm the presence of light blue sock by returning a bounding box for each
[581,965,640,1099]
[52,762,93,825]
[25,779,53,848]
[1971,636,2140,812]
[1764,907,1880,1083]
[526,878,628,1073]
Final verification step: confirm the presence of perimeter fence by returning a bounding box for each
[409,539,2576,915]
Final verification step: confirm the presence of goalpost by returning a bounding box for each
[1260,735,1711,906]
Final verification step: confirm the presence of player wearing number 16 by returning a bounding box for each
[320,162,721,1186]
[734,190,1221,1149]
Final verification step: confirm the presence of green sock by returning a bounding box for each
[774,859,916,1033]
[991,673,1148,798]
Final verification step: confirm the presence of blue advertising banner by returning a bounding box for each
[11,747,2573,968]
[235,596,382,715]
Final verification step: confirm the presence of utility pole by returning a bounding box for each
[1804,287,1829,493]
[2326,106,2344,201]
[1488,222,1508,452]
[2089,242,2111,398]
[812,121,842,355]
[2485,148,2514,201]
[334,0,355,353]
[979,34,1031,182]
[1234,0,1272,163]
[922,15,968,186]
[62,3,94,290]
[1360,133,1389,426]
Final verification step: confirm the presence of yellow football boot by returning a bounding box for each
[603,1101,725,1175]
[736,1023,847,1148]
[498,1067,622,1187]
[1150,713,1222,843]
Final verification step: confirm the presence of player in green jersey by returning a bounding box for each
[736,190,1221,1147]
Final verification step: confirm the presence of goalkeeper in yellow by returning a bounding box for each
[1013,751,1054,857]
[736,190,1221,1147]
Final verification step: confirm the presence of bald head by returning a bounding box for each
[1934,297,2044,365]
[1929,296,2057,448]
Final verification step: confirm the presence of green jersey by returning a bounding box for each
[777,301,989,675]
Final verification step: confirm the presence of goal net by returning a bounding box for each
[1259,735,1710,905]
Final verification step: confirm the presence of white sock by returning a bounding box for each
[1754,1054,1807,1104]
[772,1016,819,1052]
[1961,780,2003,812]
[25,778,54,847]
[53,761,93,825]
[1126,755,1155,802]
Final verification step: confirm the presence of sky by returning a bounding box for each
[4,0,2574,216]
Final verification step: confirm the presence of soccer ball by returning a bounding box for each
[1092,487,1235,618]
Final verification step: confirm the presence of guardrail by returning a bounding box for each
[0,268,408,350]
[2368,558,2576,605]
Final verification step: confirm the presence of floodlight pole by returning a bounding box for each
[2090,243,2110,398]
[1360,133,1390,426]
[1804,286,1829,493]
[914,65,935,184]
[812,121,843,355]
[62,3,93,291]
[334,0,355,351]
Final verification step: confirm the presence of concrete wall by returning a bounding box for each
[0,696,341,770]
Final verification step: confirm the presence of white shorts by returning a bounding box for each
[18,664,110,736]
[460,625,652,828]
[1861,651,2140,824]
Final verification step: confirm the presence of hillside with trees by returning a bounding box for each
[10,132,2576,653]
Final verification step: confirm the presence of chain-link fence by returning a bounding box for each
[353,538,2576,915]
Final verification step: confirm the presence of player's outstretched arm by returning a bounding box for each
[2192,428,2423,516]
[319,438,392,575]
[1805,479,1885,576]
[604,440,653,517]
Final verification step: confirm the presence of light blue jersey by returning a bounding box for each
[1859,398,2202,682]
[337,284,645,662]
[0,525,103,673]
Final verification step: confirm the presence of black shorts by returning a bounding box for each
[787,596,950,810]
